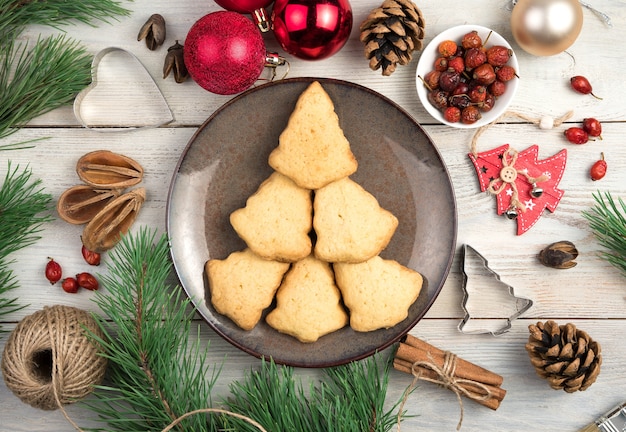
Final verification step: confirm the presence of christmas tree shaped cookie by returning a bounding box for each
[266,255,348,343]
[230,171,313,262]
[206,248,290,331]
[313,177,398,263]
[268,81,358,190]
[334,255,423,332]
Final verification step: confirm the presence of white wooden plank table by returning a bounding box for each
[1,0,625,430]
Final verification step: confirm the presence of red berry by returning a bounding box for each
[495,65,517,82]
[443,106,461,123]
[472,63,496,85]
[61,277,79,294]
[570,75,602,99]
[447,56,464,74]
[81,245,101,266]
[461,106,482,124]
[438,40,457,57]
[461,30,482,49]
[564,127,589,144]
[590,153,607,181]
[486,45,512,67]
[582,118,602,138]
[464,47,487,70]
[76,272,99,291]
[488,80,506,97]
[434,57,448,72]
[45,258,62,285]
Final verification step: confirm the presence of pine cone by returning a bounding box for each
[359,0,425,76]
[525,320,602,393]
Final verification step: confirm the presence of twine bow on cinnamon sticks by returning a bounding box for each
[394,335,506,430]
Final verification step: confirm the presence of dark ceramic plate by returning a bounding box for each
[166,77,456,368]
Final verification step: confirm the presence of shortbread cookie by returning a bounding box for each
[268,81,358,189]
[230,172,313,262]
[207,249,290,331]
[314,177,398,263]
[334,256,423,332]
[266,255,348,342]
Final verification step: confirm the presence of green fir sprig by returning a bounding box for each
[0,0,130,41]
[583,191,626,277]
[0,162,53,335]
[84,228,411,431]
[85,228,222,432]
[0,35,92,142]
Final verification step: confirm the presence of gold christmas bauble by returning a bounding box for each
[511,0,583,56]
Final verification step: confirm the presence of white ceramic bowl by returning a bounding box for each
[415,24,519,128]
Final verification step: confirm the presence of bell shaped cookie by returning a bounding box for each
[268,81,357,190]
[334,256,423,332]
[230,172,313,262]
[314,177,398,263]
[266,255,348,342]
[207,249,290,331]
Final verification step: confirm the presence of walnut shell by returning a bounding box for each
[76,150,143,190]
[57,185,121,225]
[82,188,146,252]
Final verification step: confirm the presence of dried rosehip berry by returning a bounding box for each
[427,89,449,110]
[438,40,457,57]
[434,57,448,72]
[443,106,461,123]
[438,69,460,92]
[590,153,607,181]
[61,277,79,294]
[422,70,441,90]
[480,92,495,112]
[468,85,487,103]
[452,82,469,96]
[564,127,589,144]
[461,30,482,49]
[461,105,482,124]
[570,75,602,99]
[488,80,506,97]
[486,45,512,67]
[582,117,602,138]
[447,56,465,74]
[496,65,517,82]
[464,47,487,70]
[449,94,471,110]
[81,245,101,266]
[76,272,99,291]
[472,63,496,85]
[45,258,62,285]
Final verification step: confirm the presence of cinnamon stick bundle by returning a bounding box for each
[394,334,506,410]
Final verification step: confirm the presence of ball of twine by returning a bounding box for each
[1,305,107,411]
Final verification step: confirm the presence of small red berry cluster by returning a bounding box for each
[566,76,607,181]
[45,245,101,293]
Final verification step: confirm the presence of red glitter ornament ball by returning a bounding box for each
[184,11,266,95]
[271,0,353,60]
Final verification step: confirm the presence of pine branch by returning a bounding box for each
[0,35,92,141]
[0,0,131,41]
[85,228,223,432]
[0,161,53,334]
[225,354,409,431]
[583,191,626,277]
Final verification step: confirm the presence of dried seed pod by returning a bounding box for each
[82,188,146,253]
[538,240,578,269]
[57,185,121,224]
[163,41,188,83]
[138,13,166,50]
[76,150,143,190]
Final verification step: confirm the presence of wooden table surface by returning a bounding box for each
[1,0,625,430]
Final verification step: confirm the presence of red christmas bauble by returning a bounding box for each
[184,11,266,95]
[271,0,353,60]
[214,0,273,14]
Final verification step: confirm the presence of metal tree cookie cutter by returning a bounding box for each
[459,244,533,335]
[73,47,174,131]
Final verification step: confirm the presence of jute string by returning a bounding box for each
[0,306,265,432]
[396,352,493,431]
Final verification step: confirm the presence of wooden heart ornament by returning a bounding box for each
[74,48,173,130]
